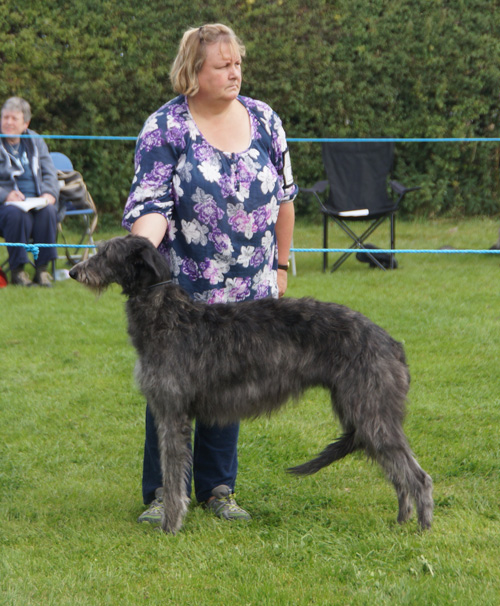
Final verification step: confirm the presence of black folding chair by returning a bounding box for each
[302,142,420,272]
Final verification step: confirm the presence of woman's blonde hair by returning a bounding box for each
[170,24,246,97]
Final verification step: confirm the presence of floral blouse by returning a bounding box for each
[122,95,297,303]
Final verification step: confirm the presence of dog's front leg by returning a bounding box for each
[153,413,192,534]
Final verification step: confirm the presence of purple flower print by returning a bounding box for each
[209,228,233,254]
[252,206,271,232]
[244,97,258,111]
[165,126,186,148]
[236,160,255,187]
[194,199,224,229]
[206,289,227,304]
[248,113,262,141]
[171,102,187,117]
[200,258,223,285]
[193,142,214,163]
[219,174,236,198]
[139,129,164,154]
[250,247,265,268]
[181,258,199,282]
[142,162,172,188]
[228,209,255,237]
[228,277,252,302]
[254,282,270,299]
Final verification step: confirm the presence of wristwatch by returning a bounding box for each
[277,262,290,272]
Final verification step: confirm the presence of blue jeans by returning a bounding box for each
[0,203,57,269]
[142,404,239,504]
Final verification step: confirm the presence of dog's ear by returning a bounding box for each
[126,236,171,293]
[139,245,167,283]
[115,235,172,296]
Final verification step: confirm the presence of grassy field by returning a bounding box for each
[1,217,499,605]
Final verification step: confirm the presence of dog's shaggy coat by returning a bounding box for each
[70,235,433,534]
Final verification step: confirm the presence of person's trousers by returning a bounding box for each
[0,203,58,269]
[142,404,240,505]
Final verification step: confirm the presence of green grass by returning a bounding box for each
[1,218,500,605]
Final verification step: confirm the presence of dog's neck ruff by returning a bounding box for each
[148,280,173,290]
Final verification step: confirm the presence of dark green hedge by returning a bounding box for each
[1,0,499,219]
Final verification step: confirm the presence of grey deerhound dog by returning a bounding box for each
[70,235,433,534]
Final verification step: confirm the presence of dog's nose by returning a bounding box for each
[69,267,78,280]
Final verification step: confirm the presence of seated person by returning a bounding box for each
[0,96,59,286]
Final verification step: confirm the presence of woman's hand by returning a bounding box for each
[41,193,57,205]
[5,190,25,201]
[277,267,288,298]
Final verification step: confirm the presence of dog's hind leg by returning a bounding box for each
[374,446,433,530]
[406,454,433,530]
[395,484,413,525]
[154,413,192,534]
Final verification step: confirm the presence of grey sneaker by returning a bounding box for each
[137,487,163,525]
[205,485,251,521]
[33,270,53,287]
[11,269,33,286]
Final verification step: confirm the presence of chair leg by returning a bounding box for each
[57,211,97,264]
[330,249,355,272]
[323,215,328,272]
[390,213,396,269]
[330,216,389,272]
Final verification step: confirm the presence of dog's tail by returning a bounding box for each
[287,431,358,476]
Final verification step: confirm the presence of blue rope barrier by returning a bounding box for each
[288,138,500,143]
[0,242,95,260]
[1,242,499,261]
[1,134,500,143]
[0,133,136,141]
[290,248,500,254]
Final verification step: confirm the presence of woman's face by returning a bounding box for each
[1,110,29,137]
[196,41,242,103]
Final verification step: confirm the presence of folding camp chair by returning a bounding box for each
[50,152,98,264]
[302,142,420,272]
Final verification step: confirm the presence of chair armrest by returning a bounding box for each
[390,180,421,195]
[300,180,329,195]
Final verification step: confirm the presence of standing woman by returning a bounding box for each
[123,23,297,525]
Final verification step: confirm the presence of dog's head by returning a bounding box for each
[69,235,172,296]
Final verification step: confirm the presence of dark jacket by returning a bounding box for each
[0,128,59,204]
